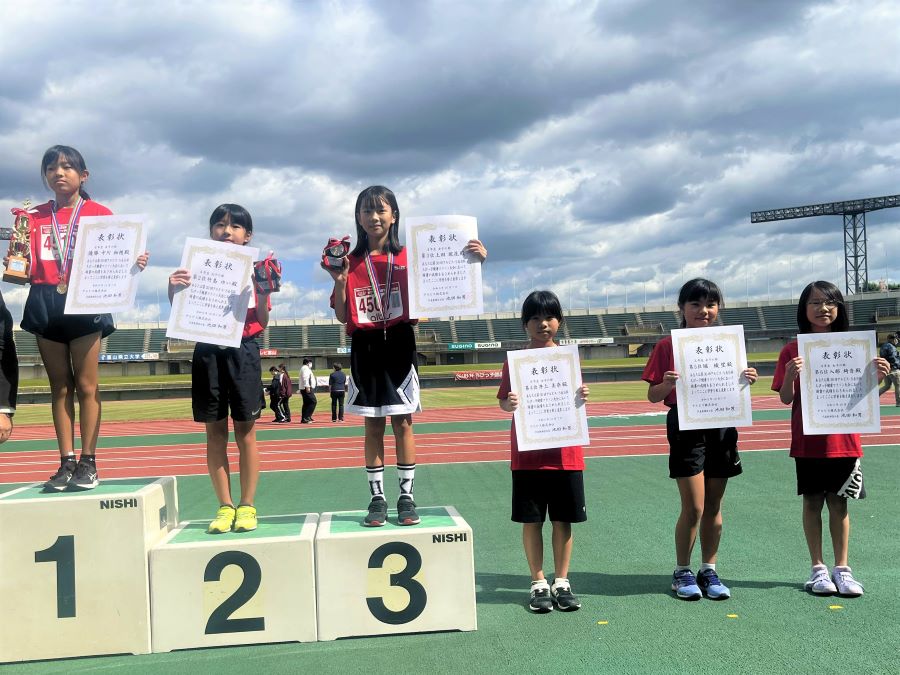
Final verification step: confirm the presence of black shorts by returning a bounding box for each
[795,457,866,499]
[347,323,420,417]
[511,470,587,524]
[191,339,265,423]
[21,284,115,344]
[666,407,743,479]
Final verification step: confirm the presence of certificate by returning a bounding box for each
[63,214,147,315]
[166,238,259,348]
[797,331,880,435]
[507,344,590,452]
[405,215,483,319]
[671,325,753,430]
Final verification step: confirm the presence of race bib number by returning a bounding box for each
[40,224,68,262]
[354,282,403,325]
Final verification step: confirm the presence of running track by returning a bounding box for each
[3,395,900,484]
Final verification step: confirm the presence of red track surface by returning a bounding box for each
[4,395,900,484]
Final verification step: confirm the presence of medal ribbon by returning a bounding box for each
[363,250,394,330]
[49,198,85,283]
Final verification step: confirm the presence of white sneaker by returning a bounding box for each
[831,566,864,597]
[804,565,837,595]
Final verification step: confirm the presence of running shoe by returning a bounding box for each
[43,459,77,492]
[68,459,99,490]
[831,566,864,597]
[529,583,554,613]
[364,497,388,527]
[804,565,837,595]
[233,505,258,532]
[397,496,421,525]
[671,569,702,600]
[207,505,236,534]
[697,568,731,600]
[550,578,581,611]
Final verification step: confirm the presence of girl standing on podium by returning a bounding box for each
[15,146,149,491]
[322,185,486,526]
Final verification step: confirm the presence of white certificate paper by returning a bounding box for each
[166,238,259,348]
[63,214,147,315]
[405,215,483,319]
[507,344,590,452]
[797,331,880,435]
[671,325,753,430]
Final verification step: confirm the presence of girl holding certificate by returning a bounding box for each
[642,278,758,601]
[322,185,486,527]
[773,281,890,597]
[17,146,148,492]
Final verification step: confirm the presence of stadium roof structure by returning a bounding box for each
[751,194,900,296]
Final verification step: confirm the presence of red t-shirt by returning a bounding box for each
[642,335,677,407]
[772,340,863,458]
[497,360,586,471]
[242,291,270,340]
[28,200,113,285]
[332,248,416,335]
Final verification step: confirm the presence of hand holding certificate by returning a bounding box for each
[506,344,590,451]
[63,214,147,314]
[405,215,485,319]
[671,325,754,429]
[797,331,881,435]
[166,237,259,348]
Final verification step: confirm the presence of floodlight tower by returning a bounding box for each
[751,195,900,295]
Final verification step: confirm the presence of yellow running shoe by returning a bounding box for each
[207,505,236,534]
[234,505,258,532]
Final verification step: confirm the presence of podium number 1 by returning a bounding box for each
[35,535,76,618]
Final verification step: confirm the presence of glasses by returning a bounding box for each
[807,300,838,309]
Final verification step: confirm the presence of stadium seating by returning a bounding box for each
[490,317,525,342]
[719,306,763,331]
[760,304,797,331]
[564,314,603,339]
[105,329,146,354]
[637,311,679,331]
[454,319,491,342]
[307,324,343,349]
[417,320,453,343]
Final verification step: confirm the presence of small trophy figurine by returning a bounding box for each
[323,236,351,270]
[4,200,32,284]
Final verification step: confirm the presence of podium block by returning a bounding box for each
[315,506,476,641]
[150,513,318,652]
[0,477,178,663]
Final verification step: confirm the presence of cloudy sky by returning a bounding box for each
[1,0,898,323]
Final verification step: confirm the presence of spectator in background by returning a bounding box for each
[267,367,285,423]
[300,357,317,423]
[278,363,293,422]
[877,332,900,406]
[329,363,347,422]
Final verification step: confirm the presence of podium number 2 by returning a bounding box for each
[366,542,427,624]
[204,551,265,634]
[35,535,76,618]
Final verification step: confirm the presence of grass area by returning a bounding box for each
[10,377,779,425]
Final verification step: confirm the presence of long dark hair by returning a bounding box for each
[797,280,848,333]
[350,185,402,256]
[41,145,91,200]
[677,278,723,328]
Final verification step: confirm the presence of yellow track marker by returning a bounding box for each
[829,605,843,610]
[597,620,609,625]
[726,614,739,619]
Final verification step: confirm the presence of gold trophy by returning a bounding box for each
[4,200,32,284]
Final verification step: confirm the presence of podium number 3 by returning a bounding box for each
[366,541,427,624]
[35,535,76,618]
[204,551,265,634]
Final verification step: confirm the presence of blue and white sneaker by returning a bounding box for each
[697,568,731,600]
[671,569,702,600]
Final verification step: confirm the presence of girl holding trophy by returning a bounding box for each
[8,145,149,491]
[322,185,486,526]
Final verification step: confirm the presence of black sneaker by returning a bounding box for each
[529,584,554,613]
[396,496,420,525]
[68,459,99,490]
[551,579,582,611]
[364,498,388,527]
[44,459,77,491]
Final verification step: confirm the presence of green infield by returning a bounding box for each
[2,445,896,673]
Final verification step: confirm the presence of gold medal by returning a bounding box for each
[56,281,67,294]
